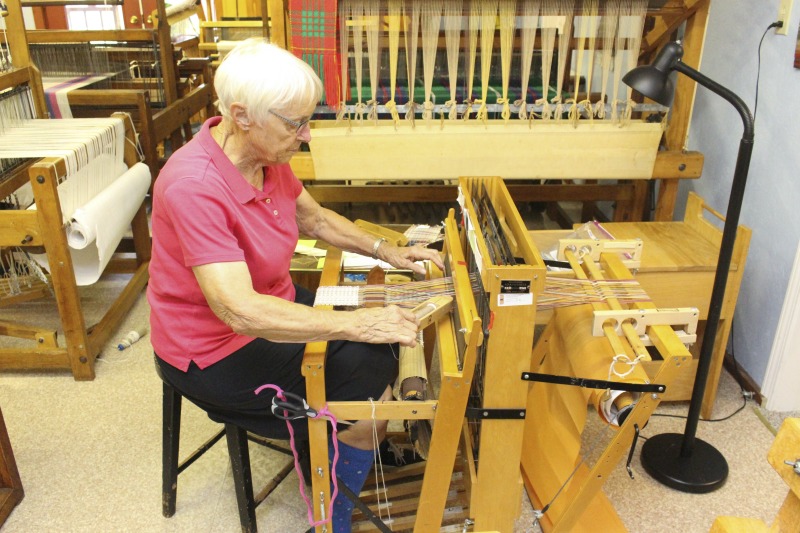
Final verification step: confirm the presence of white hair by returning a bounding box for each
[214,39,323,125]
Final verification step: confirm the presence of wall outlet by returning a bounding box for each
[777,0,794,35]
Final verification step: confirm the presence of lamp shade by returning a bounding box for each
[622,41,685,106]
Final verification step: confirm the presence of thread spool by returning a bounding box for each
[117,328,147,350]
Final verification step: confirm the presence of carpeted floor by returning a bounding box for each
[0,277,791,533]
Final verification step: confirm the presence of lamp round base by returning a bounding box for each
[640,433,728,493]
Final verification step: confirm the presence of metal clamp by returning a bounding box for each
[784,459,800,475]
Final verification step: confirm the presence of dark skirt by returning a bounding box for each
[155,285,399,440]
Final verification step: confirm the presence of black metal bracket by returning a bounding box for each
[543,258,573,269]
[466,407,526,420]
[521,372,666,394]
[305,477,393,533]
[626,424,641,480]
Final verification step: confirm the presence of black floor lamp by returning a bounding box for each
[622,41,754,493]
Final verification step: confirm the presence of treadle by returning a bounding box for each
[352,460,470,532]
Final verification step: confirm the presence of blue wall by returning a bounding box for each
[676,1,800,388]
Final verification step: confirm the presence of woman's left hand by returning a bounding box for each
[377,243,445,275]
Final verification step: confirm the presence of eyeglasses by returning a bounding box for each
[268,109,310,133]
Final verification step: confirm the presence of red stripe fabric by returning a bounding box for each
[288,0,341,106]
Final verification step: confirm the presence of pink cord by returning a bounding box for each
[254,384,339,528]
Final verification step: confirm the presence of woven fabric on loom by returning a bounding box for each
[314,275,651,310]
[403,225,444,247]
[314,278,459,309]
[539,278,651,309]
[288,0,340,106]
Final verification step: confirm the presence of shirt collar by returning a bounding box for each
[199,116,269,204]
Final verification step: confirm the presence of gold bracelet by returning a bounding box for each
[371,237,387,257]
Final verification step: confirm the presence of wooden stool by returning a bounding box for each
[160,380,295,533]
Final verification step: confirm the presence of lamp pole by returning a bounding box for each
[672,60,754,456]
[625,42,754,493]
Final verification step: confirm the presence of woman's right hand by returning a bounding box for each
[349,305,420,347]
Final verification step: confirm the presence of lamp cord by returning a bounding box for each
[754,21,784,123]
[647,20,783,429]
[651,322,748,423]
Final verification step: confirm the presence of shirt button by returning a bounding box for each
[266,198,271,203]
[273,210,279,215]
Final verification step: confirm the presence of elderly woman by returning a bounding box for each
[148,39,443,531]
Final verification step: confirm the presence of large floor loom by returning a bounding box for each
[248,0,710,224]
[7,0,215,183]
[303,176,702,532]
[0,5,152,380]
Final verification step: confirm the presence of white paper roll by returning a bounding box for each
[31,162,151,286]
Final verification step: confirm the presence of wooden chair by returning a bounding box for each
[159,375,296,532]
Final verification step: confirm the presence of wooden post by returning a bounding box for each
[29,159,95,380]
[655,0,711,221]
[267,0,287,48]
[0,407,23,527]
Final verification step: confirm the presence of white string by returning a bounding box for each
[369,398,391,523]
[516,0,540,120]
[607,353,645,381]
[118,111,145,162]
[0,14,11,73]
[0,117,126,220]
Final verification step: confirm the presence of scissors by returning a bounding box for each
[271,391,317,421]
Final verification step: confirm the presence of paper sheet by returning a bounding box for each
[30,162,151,286]
[294,241,326,257]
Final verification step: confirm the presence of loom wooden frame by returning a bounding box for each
[22,0,215,182]
[195,1,712,222]
[0,66,151,380]
[531,192,751,419]
[302,213,484,532]
[521,250,693,532]
[297,175,706,531]
[302,176,552,532]
[256,0,712,223]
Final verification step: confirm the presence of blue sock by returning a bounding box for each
[329,439,373,533]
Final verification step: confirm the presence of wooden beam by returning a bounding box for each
[641,0,709,57]
[655,0,710,221]
[29,159,95,380]
[151,83,213,141]
[25,29,156,42]
[0,211,43,247]
[291,149,701,182]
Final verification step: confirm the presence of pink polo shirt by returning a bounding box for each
[147,116,303,371]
